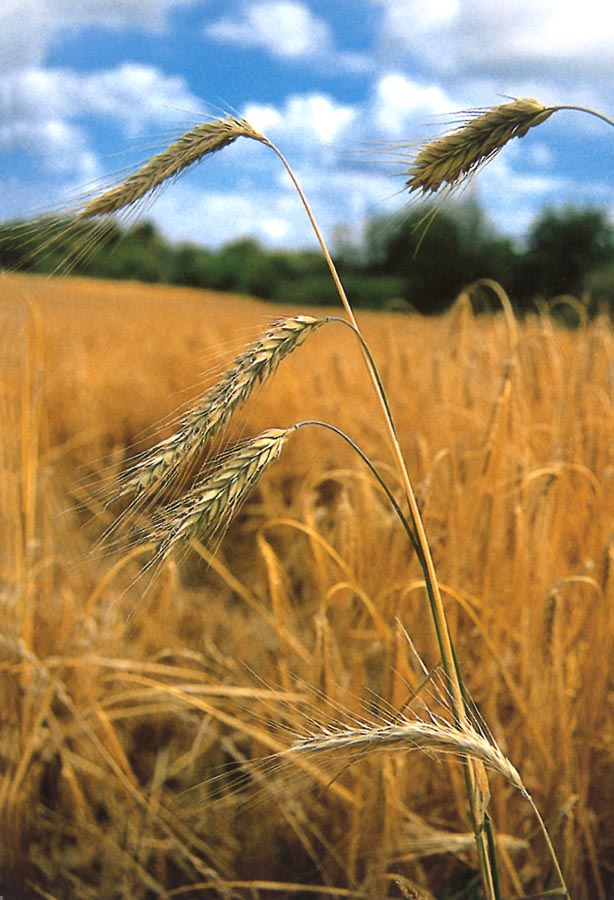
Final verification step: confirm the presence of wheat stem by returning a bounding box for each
[264,138,498,898]
[549,104,614,129]
[294,420,418,553]
[263,140,463,713]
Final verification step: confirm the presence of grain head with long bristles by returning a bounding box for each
[405,97,554,195]
[286,718,524,792]
[150,427,293,563]
[78,115,268,219]
[112,316,323,504]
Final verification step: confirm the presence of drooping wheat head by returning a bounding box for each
[286,717,524,793]
[78,116,267,219]
[113,315,323,503]
[405,97,554,195]
[149,427,293,564]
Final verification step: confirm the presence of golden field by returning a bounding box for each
[1,270,613,900]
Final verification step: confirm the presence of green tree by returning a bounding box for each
[206,238,265,294]
[513,206,614,307]
[169,242,213,287]
[95,221,173,283]
[361,199,516,314]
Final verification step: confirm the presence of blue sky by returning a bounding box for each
[1,0,614,251]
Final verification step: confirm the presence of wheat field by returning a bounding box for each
[1,270,613,899]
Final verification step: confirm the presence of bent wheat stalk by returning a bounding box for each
[83,111,499,898]
[256,129,506,899]
[68,104,577,898]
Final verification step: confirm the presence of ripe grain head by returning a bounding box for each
[151,427,293,562]
[113,315,323,504]
[77,116,268,220]
[405,98,554,195]
[285,717,524,793]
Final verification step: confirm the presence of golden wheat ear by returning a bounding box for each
[405,97,554,195]
[150,427,293,563]
[110,315,324,504]
[77,115,267,219]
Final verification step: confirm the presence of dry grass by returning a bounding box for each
[1,271,613,899]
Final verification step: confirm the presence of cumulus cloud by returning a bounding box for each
[371,0,614,89]
[0,0,203,71]
[245,93,357,146]
[207,1,329,59]
[206,1,368,72]
[0,62,205,205]
[150,155,395,250]
[369,73,458,139]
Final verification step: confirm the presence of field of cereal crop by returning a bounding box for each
[1,270,613,899]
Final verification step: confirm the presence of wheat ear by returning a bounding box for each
[115,316,323,500]
[405,97,554,195]
[77,116,267,219]
[285,719,524,792]
[151,427,292,561]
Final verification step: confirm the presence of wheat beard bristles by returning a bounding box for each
[286,719,524,792]
[77,116,267,219]
[151,427,292,560]
[405,97,554,195]
[115,315,323,501]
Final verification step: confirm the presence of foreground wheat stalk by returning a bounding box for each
[79,116,267,219]
[405,97,554,195]
[151,427,291,564]
[62,104,584,898]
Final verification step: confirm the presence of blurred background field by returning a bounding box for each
[1,270,613,899]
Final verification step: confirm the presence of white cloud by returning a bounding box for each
[207,1,329,59]
[370,73,458,138]
[206,1,368,72]
[0,63,203,155]
[0,63,206,211]
[150,181,313,248]
[0,0,203,71]
[150,161,397,251]
[371,0,614,88]
[244,94,357,146]
[0,118,97,178]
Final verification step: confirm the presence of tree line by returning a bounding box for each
[2,199,614,319]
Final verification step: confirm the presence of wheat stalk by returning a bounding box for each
[405,97,554,195]
[70,105,579,898]
[77,116,267,219]
[114,315,323,501]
